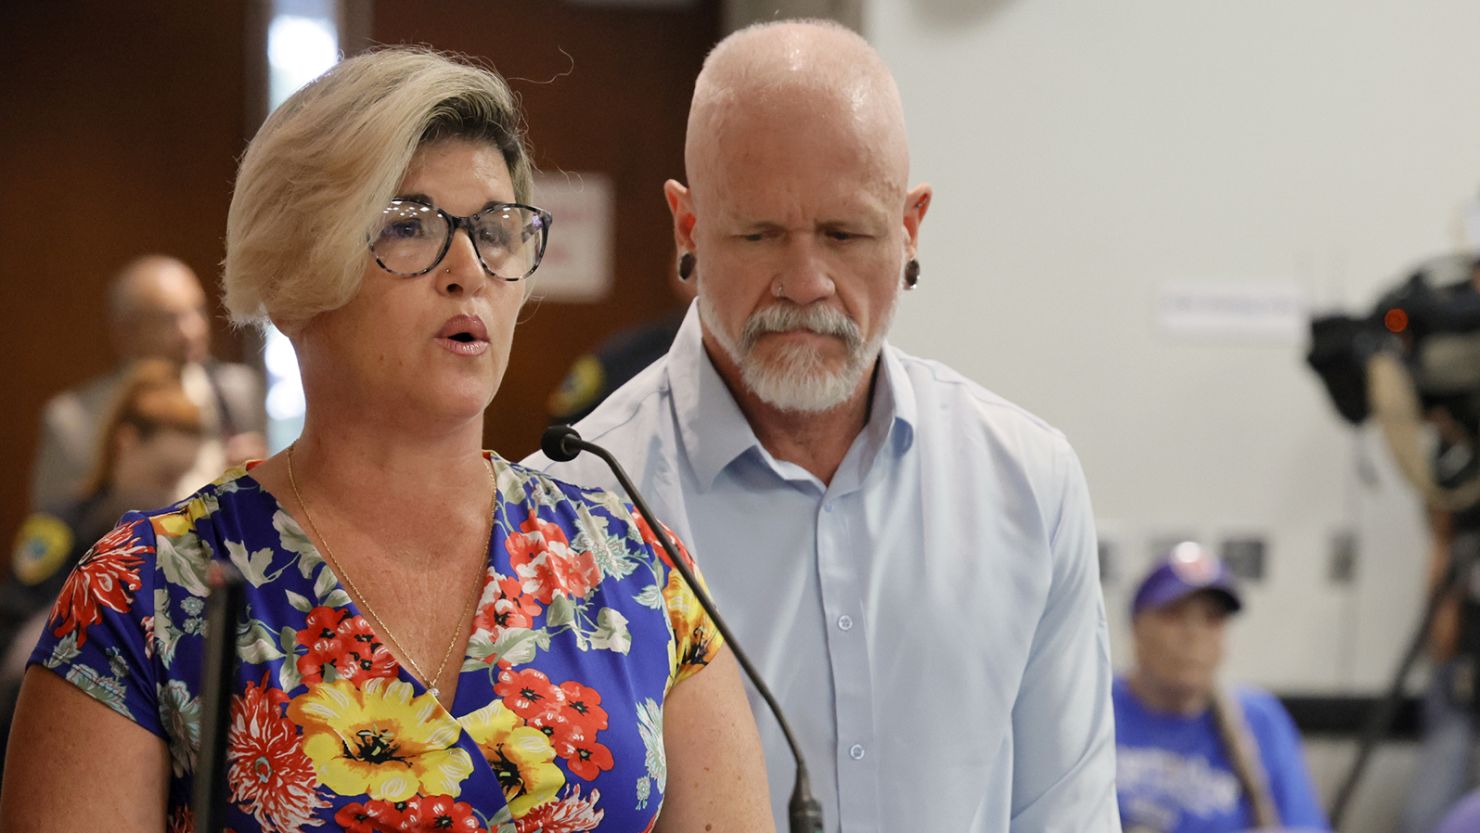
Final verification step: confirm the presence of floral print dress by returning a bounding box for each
[30,454,721,833]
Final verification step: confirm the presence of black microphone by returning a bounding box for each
[540,425,824,833]
[194,559,247,832]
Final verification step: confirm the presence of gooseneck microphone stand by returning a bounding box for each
[193,560,247,832]
[541,425,825,833]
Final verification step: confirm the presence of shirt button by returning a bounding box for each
[823,502,835,513]
[849,744,866,760]
[837,615,854,631]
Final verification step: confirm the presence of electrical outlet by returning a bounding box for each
[1220,537,1266,581]
[1329,530,1357,585]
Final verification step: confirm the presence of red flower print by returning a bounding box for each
[335,801,401,833]
[547,550,600,601]
[294,606,398,685]
[296,606,348,654]
[227,674,328,833]
[336,642,399,684]
[333,615,399,684]
[167,805,194,833]
[495,668,564,722]
[48,520,148,646]
[296,638,348,686]
[554,726,614,781]
[515,785,604,833]
[629,511,695,572]
[555,681,608,737]
[506,516,601,603]
[473,574,542,633]
[400,794,486,833]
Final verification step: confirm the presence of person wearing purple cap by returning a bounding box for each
[1113,542,1329,833]
[1435,788,1480,833]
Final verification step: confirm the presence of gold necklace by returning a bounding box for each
[286,443,495,701]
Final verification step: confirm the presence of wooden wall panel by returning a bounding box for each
[0,2,251,544]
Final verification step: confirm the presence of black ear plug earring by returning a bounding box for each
[904,258,920,290]
[678,252,695,281]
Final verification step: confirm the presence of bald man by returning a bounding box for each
[527,20,1118,833]
[29,255,266,509]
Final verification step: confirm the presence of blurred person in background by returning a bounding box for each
[0,358,204,780]
[1434,785,1480,833]
[28,254,266,510]
[545,252,696,425]
[1360,254,1480,833]
[0,46,772,833]
[1114,543,1328,833]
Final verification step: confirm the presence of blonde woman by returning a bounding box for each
[1,48,772,833]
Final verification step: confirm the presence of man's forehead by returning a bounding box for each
[691,93,905,212]
[130,267,204,308]
[699,170,897,224]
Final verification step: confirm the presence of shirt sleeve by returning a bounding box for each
[1248,690,1330,830]
[1009,443,1122,832]
[29,399,84,512]
[633,510,725,690]
[26,512,164,737]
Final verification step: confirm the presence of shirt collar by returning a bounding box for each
[666,302,919,490]
[872,338,918,458]
[669,303,761,491]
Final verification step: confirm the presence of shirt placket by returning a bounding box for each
[816,491,878,833]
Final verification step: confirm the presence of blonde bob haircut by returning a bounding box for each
[224,47,534,332]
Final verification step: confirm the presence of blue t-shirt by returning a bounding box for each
[1113,677,1329,833]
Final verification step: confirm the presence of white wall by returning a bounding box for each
[868,0,1480,695]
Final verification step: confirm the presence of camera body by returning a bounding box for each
[1308,255,1480,460]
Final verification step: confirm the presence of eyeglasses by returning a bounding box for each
[369,198,553,281]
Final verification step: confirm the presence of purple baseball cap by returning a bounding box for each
[1131,541,1243,617]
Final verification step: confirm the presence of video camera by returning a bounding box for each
[1306,254,1480,492]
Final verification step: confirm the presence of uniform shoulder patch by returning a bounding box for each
[547,355,607,420]
[12,513,74,585]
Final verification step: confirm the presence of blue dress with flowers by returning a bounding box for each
[29,453,720,833]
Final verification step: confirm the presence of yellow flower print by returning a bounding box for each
[458,701,565,816]
[151,497,215,538]
[286,678,473,802]
[663,569,718,687]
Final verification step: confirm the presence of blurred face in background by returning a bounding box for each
[110,425,204,506]
[114,260,212,366]
[1132,591,1230,712]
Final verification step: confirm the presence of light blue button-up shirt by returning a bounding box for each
[526,304,1120,833]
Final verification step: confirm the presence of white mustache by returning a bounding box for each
[739,304,863,353]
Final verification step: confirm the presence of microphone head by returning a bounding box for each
[540,425,583,462]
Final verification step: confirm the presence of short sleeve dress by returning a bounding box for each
[28,454,722,833]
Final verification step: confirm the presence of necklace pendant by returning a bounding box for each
[429,686,440,699]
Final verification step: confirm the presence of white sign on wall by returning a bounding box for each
[1156,281,1308,342]
[530,172,615,303]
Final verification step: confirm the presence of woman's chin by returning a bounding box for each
[385,379,496,431]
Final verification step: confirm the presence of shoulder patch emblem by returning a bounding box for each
[12,513,74,585]
[547,355,606,419]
